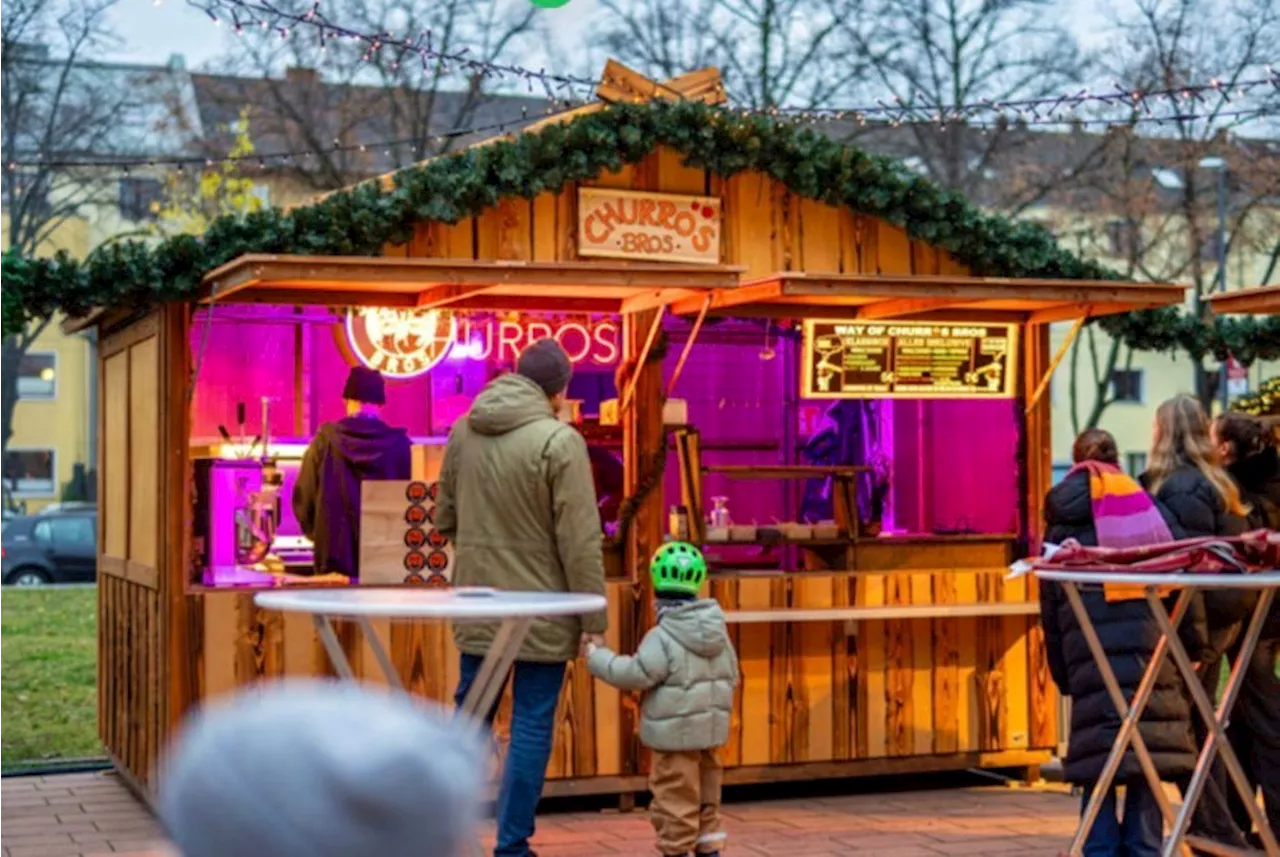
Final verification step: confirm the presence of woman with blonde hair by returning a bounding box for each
[1145,394,1250,534]
[1141,394,1251,850]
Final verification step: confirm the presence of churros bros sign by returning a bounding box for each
[577,188,722,265]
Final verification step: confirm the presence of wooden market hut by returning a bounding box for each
[50,61,1189,802]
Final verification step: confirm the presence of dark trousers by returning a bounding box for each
[1082,780,1162,857]
[455,654,566,857]
[1226,637,1280,843]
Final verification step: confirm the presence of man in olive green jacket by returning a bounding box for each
[435,338,607,857]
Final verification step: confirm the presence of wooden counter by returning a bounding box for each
[187,531,1055,795]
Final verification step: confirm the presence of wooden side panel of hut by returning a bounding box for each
[98,307,185,796]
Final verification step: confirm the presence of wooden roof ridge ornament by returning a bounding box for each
[300,60,726,206]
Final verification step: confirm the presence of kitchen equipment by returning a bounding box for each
[709,496,731,529]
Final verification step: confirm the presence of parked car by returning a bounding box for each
[38,502,96,515]
[1,512,97,585]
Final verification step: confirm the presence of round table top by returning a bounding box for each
[1033,569,1280,589]
[254,588,608,620]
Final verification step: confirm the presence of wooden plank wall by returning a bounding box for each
[390,146,965,293]
[194,581,638,782]
[98,312,169,792]
[713,545,1056,771]
[194,550,1055,782]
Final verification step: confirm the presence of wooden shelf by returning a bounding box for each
[702,465,871,479]
[704,537,849,548]
[725,602,1040,624]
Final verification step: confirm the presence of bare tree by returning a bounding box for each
[197,0,543,193]
[585,0,869,109]
[1,0,138,509]
[829,0,1100,210]
[1064,0,1280,427]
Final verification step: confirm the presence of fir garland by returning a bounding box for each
[3,99,1278,360]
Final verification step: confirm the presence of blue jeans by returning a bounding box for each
[455,654,566,857]
[1082,780,1162,857]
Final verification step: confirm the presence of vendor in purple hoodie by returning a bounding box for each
[293,366,412,579]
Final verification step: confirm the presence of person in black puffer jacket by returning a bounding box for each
[1040,429,1208,857]
[1142,395,1252,850]
[1213,412,1280,845]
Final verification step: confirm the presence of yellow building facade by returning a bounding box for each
[1045,204,1280,480]
[2,214,94,512]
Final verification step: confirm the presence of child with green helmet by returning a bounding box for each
[584,541,739,857]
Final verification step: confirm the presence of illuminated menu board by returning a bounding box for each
[801,319,1018,399]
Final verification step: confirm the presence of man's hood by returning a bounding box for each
[661,599,729,658]
[321,416,409,467]
[468,374,556,437]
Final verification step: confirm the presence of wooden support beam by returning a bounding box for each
[666,295,712,399]
[620,305,665,413]
[1025,314,1087,417]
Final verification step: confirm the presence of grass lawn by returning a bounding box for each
[2,586,102,768]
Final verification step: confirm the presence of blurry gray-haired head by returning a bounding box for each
[159,680,484,857]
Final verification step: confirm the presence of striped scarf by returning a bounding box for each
[1069,460,1175,602]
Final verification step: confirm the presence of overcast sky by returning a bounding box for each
[105,0,1115,74]
[105,0,602,68]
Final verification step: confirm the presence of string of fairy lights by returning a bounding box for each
[3,0,1277,172]
[7,102,1275,173]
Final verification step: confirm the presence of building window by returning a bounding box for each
[118,177,164,222]
[16,351,57,399]
[1125,452,1148,478]
[2,448,57,498]
[1106,220,1139,258]
[1110,369,1144,404]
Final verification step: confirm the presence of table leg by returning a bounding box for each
[458,617,535,722]
[357,616,405,692]
[312,614,357,680]
[455,618,536,857]
[1155,588,1280,857]
[1063,584,1194,857]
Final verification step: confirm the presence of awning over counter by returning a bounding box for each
[667,272,1186,323]
[1206,285,1280,317]
[199,254,744,315]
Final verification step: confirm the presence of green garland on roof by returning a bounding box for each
[3,99,1278,359]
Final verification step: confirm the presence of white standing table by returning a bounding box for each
[253,588,608,725]
[1032,569,1280,857]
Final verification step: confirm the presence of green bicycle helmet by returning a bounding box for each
[650,541,707,597]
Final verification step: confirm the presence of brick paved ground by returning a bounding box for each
[2,771,1079,857]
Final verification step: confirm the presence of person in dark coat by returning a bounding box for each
[1040,428,1207,857]
[293,366,412,579]
[1213,412,1280,845]
[1141,395,1252,850]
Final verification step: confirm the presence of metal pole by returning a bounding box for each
[1215,165,1230,415]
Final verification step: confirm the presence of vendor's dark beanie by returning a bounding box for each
[517,338,573,397]
[342,366,386,405]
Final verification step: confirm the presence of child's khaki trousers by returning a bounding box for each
[649,749,725,856]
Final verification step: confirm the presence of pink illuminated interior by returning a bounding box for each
[189,306,1022,585]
